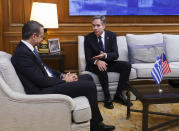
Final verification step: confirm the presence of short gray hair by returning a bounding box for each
[92,15,106,25]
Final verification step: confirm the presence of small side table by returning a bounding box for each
[39,53,65,73]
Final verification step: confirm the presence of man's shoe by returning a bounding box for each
[104,99,114,109]
[113,94,133,106]
[97,122,115,131]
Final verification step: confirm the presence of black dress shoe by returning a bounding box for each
[113,94,133,106]
[104,98,114,109]
[97,122,115,131]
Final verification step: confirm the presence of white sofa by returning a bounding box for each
[78,33,179,101]
[0,51,91,131]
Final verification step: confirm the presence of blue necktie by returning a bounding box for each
[33,49,44,64]
[33,49,56,77]
[98,36,104,51]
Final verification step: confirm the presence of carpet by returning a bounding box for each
[98,101,179,131]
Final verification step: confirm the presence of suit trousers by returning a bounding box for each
[87,61,131,99]
[39,74,103,131]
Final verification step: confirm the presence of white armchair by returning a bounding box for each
[0,51,91,131]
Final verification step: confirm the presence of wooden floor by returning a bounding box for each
[98,101,179,131]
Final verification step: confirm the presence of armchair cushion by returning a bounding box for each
[126,33,163,45]
[73,96,91,123]
[132,63,154,78]
[128,43,165,63]
[126,33,164,64]
[81,71,120,84]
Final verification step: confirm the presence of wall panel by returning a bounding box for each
[8,41,19,53]
[61,42,78,71]
[2,0,179,72]
[8,0,25,26]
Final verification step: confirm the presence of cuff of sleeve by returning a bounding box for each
[104,53,107,59]
[59,73,64,79]
[94,60,97,65]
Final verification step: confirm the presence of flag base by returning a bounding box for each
[158,88,163,94]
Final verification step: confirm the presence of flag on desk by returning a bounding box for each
[151,56,163,84]
[151,53,171,84]
[160,53,171,75]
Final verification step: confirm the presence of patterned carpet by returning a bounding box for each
[98,101,179,131]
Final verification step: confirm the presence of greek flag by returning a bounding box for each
[151,56,163,84]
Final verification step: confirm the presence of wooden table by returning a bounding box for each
[127,83,179,131]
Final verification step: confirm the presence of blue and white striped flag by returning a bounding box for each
[151,56,163,84]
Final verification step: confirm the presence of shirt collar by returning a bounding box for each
[96,31,105,39]
[101,31,105,39]
[21,40,34,52]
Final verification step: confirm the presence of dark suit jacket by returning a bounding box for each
[11,41,65,94]
[84,30,119,70]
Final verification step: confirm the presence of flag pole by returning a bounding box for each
[158,53,163,94]
[158,83,163,94]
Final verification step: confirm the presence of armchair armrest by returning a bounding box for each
[0,76,74,110]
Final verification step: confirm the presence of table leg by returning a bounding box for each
[142,103,149,131]
[127,89,131,119]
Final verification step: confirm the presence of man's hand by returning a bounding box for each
[63,72,78,82]
[93,51,105,60]
[96,60,108,71]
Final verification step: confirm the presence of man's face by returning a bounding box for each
[32,27,44,46]
[92,19,105,37]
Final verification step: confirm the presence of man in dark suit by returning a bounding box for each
[11,20,115,131]
[84,16,132,109]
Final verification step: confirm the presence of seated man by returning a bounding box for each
[11,20,115,131]
[84,15,132,109]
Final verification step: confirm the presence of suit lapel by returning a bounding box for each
[21,43,41,65]
[91,33,100,50]
[20,42,47,74]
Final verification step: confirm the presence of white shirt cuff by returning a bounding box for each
[94,60,97,65]
[104,53,107,59]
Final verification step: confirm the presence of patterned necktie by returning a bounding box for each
[33,49,56,77]
[98,36,104,51]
